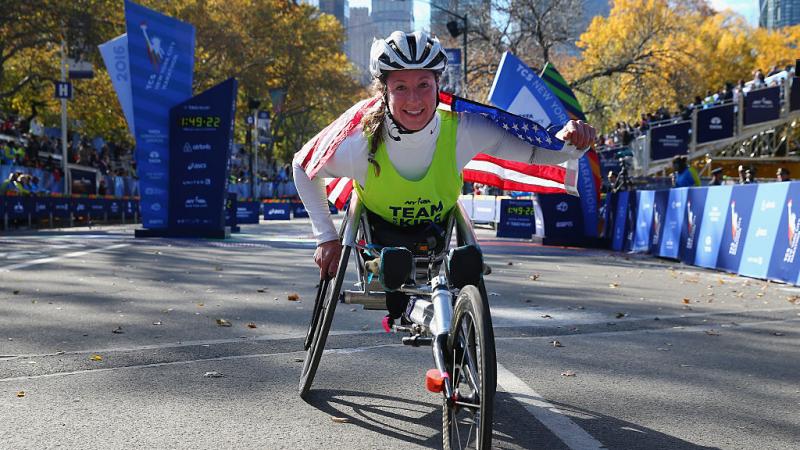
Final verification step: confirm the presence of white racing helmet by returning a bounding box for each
[369,31,448,79]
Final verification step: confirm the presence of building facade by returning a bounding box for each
[372,0,415,38]
[347,6,377,84]
[760,0,800,29]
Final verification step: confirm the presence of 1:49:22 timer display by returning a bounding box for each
[180,115,221,129]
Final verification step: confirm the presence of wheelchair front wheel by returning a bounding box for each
[442,284,497,450]
[299,246,351,399]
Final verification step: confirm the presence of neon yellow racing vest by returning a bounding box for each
[354,110,463,227]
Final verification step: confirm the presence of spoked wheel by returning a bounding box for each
[443,285,497,450]
[299,246,351,399]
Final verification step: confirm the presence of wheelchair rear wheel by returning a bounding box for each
[442,284,497,450]
[299,246,351,399]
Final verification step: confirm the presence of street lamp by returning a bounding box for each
[397,0,468,95]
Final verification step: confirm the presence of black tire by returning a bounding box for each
[442,284,496,450]
[299,245,351,399]
[304,278,329,351]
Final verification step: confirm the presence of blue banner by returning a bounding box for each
[658,188,688,259]
[236,201,260,224]
[263,203,291,220]
[650,122,691,161]
[743,86,781,125]
[108,199,123,218]
[679,187,708,265]
[487,52,569,127]
[126,0,195,228]
[632,191,654,252]
[577,154,599,238]
[694,185,733,269]
[791,78,800,112]
[52,197,71,217]
[71,197,90,218]
[33,198,50,218]
[715,184,758,273]
[169,78,238,233]
[737,182,789,278]
[90,199,107,217]
[292,202,309,219]
[649,190,670,254]
[538,194,584,244]
[696,104,735,144]
[6,196,30,219]
[98,34,135,136]
[611,191,630,251]
[767,182,800,283]
[496,198,535,239]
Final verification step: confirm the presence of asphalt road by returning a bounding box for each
[1,219,799,449]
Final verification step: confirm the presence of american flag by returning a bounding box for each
[295,92,578,209]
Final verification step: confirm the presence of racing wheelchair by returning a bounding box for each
[299,193,497,450]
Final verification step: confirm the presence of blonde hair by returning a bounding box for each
[360,78,386,177]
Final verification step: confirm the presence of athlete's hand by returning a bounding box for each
[556,120,596,150]
[314,239,342,280]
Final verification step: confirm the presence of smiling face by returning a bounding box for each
[385,70,438,131]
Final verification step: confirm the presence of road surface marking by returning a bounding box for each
[497,363,605,450]
[0,243,131,272]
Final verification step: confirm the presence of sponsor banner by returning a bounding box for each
[126,0,195,228]
[612,191,631,251]
[470,196,497,223]
[767,182,800,283]
[649,190,670,254]
[496,198,535,239]
[0,195,4,218]
[650,122,691,161]
[601,192,616,239]
[98,34,135,136]
[33,197,50,218]
[236,201,260,224]
[5,196,31,219]
[71,197,90,217]
[696,104,735,144]
[791,78,800,112]
[263,203,291,220]
[632,190,655,252]
[89,198,108,217]
[108,199,123,218]
[679,187,708,265]
[715,184,758,273]
[292,202,309,219]
[737,182,789,279]
[487,52,569,127]
[442,48,462,96]
[577,153,600,238]
[70,168,97,195]
[538,194,584,243]
[169,78,238,232]
[693,185,733,269]
[51,197,71,217]
[658,188,688,259]
[743,86,781,125]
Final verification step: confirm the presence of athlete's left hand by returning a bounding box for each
[556,120,596,150]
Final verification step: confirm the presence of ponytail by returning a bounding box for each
[360,79,387,177]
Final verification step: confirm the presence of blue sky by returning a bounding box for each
[350,0,759,30]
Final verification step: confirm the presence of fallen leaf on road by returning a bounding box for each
[216,319,232,327]
[153,321,163,326]
[756,292,765,298]
[682,298,691,304]
[247,322,257,329]
[551,340,563,348]
[506,261,513,266]
[541,314,552,319]
[13,290,19,295]
[294,357,304,362]
[215,266,223,271]
[529,273,541,281]
[680,364,692,368]
[331,417,350,424]
[705,330,720,336]
[608,283,619,288]
[257,289,266,293]
[773,332,785,336]
[16,391,25,398]
[489,292,500,296]
[787,296,799,304]
[615,312,627,319]
[657,348,670,351]
[203,371,224,378]
[287,293,300,301]
[90,355,103,361]
[112,327,124,334]
[561,371,576,377]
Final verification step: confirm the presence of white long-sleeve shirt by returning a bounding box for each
[293,111,583,244]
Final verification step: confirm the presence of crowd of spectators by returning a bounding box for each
[597,63,797,151]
